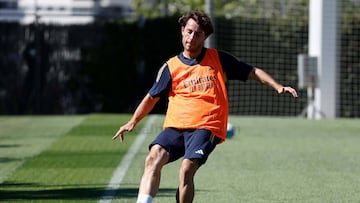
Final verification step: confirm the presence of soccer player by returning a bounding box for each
[113,10,298,203]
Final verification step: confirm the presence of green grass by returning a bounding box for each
[0,114,146,202]
[0,115,85,183]
[194,117,360,203]
[1,114,360,202]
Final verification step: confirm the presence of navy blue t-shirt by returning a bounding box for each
[149,48,253,98]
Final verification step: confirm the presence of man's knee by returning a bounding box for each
[145,144,169,171]
[179,159,199,181]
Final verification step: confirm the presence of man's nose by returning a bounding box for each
[188,32,195,40]
[189,32,195,40]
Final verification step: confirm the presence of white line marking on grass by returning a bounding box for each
[98,115,157,203]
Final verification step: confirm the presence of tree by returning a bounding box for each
[131,0,308,19]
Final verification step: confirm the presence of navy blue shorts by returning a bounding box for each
[149,128,221,165]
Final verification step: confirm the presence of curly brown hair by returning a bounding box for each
[178,10,214,37]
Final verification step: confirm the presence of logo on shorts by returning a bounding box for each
[195,149,204,155]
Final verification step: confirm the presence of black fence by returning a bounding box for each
[0,15,359,117]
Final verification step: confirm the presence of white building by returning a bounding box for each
[0,0,133,24]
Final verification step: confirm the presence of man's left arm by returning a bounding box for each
[248,67,298,98]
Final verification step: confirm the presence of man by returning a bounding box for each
[112,10,298,203]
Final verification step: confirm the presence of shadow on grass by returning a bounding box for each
[0,157,22,163]
[0,182,177,201]
[0,144,22,148]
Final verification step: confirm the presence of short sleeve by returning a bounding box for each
[218,50,253,81]
[148,63,172,98]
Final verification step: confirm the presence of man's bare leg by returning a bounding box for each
[177,159,200,203]
[137,144,169,203]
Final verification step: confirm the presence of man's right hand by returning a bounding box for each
[112,122,135,142]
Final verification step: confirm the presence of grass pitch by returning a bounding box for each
[0,115,85,183]
[0,114,360,203]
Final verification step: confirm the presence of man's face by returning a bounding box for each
[181,18,207,53]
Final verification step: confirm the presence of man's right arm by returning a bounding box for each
[113,63,171,142]
[112,94,159,142]
[128,94,160,126]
